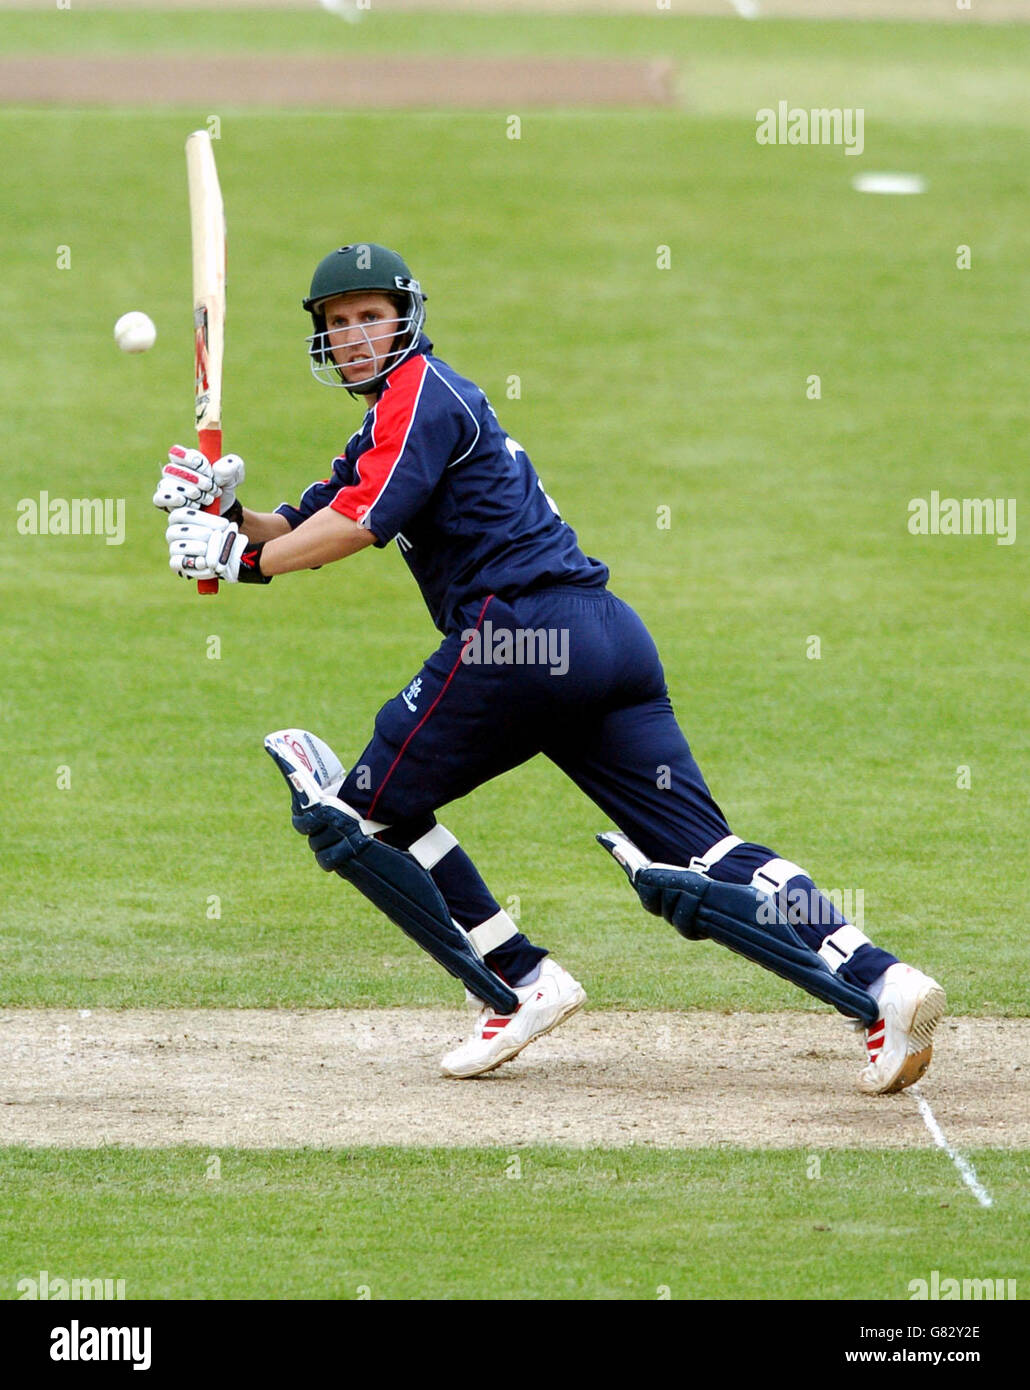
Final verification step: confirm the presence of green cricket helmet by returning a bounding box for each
[303,243,427,396]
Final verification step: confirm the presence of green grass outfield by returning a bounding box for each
[1,29,1025,1011]
[0,11,1026,1304]
[0,1146,1025,1301]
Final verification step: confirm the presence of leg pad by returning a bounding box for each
[637,865,878,1025]
[265,731,519,1014]
[597,833,877,1025]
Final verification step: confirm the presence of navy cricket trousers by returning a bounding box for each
[341,585,731,861]
[339,585,893,988]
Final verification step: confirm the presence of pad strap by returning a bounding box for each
[689,834,743,874]
[408,824,459,871]
[818,923,870,972]
[750,857,806,895]
[467,909,519,957]
[751,857,873,973]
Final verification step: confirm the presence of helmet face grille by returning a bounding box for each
[305,296,426,393]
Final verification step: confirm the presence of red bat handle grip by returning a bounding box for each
[196,427,221,595]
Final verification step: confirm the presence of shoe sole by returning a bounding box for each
[868,983,947,1095]
[441,988,587,1080]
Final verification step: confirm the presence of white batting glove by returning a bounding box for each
[166,506,250,582]
[153,446,246,514]
[209,452,245,514]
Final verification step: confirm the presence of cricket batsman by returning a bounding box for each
[154,242,945,1092]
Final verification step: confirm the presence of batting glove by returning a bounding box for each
[166,506,270,584]
[153,446,246,515]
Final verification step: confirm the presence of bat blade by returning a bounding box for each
[186,129,226,596]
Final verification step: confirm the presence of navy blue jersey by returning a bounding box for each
[276,335,608,632]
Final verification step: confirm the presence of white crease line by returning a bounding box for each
[911,1085,993,1209]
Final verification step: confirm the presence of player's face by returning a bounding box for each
[320,291,405,386]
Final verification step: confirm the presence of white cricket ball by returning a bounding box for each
[114,311,157,354]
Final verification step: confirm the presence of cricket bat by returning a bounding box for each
[185,129,226,596]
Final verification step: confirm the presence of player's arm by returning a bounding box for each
[164,498,374,583]
[156,445,368,582]
[239,507,291,543]
[259,506,375,574]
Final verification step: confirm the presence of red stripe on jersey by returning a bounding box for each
[367,594,495,821]
[329,355,429,527]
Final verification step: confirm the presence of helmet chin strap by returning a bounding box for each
[345,377,382,399]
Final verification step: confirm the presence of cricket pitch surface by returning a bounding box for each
[1,1008,1023,1150]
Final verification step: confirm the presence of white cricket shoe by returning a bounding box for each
[858,963,946,1095]
[440,959,586,1079]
